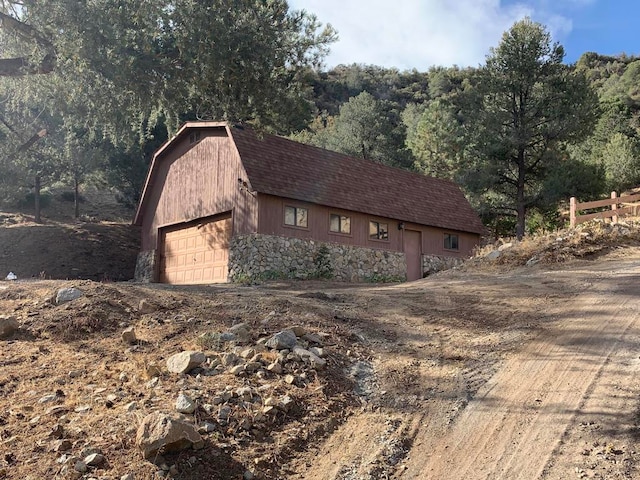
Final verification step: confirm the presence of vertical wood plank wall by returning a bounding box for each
[257,194,479,257]
[140,128,258,250]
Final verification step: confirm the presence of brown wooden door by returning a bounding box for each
[403,229,422,281]
[160,216,231,284]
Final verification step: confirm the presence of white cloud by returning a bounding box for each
[289,0,578,70]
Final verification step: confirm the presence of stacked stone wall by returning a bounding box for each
[229,234,406,283]
[422,254,464,276]
[134,250,157,283]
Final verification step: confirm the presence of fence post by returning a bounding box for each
[570,197,576,228]
[611,191,618,223]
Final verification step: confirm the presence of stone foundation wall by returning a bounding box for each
[134,250,157,283]
[422,254,465,276]
[229,234,406,283]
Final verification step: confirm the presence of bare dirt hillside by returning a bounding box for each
[0,241,639,479]
[0,190,139,281]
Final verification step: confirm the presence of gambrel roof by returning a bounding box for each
[134,122,485,235]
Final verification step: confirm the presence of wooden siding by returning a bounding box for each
[257,194,479,256]
[140,128,258,250]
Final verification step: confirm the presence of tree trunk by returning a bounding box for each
[34,175,41,223]
[515,152,526,240]
[74,174,80,219]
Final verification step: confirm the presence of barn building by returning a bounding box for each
[133,122,484,284]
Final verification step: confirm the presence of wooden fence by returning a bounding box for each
[570,191,640,227]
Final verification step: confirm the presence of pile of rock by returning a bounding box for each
[135,324,330,462]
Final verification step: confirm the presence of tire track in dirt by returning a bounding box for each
[401,265,640,480]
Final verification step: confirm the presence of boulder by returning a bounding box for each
[138,299,158,314]
[175,394,196,414]
[121,327,137,345]
[55,287,83,305]
[265,330,297,350]
[484,250,502,261]
[227,323,251,343]
[136,412,204,460]
[0,315,18,339]
[84,453,105,467]
[166,351,206,374]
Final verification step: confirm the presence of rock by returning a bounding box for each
[0,315,18,339]
[136,412,204,460]
[498,242,514,252]
[217,405,232,425]
[309,347,325,358]
[244,362,262,373]
[138,299,158,314]
[74,460,88,473]
[84,453,105,466]
[52,439,72,452]
[302,333,323,345]
[484,250,502,261]
[287,325,307,337]
[265,330,297,350]
[229,365,245,376]
[121,327,137,345]
[175,394,196,414]
[166,351,206,374]
[222,352,240,366]
[121,475,135,480]
[49,424,64,439]
[526,256,540,267]
[39,393,59,403]
[228,323,251,343]
[279,395,294,411]
[125,401,137,412]
[239,348,255,359]
[236,387,253,400]
[244,470,255,480]
[55,287,84,305]
[284,374,295,384]
[267,362,283,374]
[293,346,326,369]
[198,422,216,434]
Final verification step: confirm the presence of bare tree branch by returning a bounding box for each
[0,10,56,76]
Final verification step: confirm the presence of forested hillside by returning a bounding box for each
[0,1,638,237]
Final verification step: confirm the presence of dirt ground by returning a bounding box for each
[0,195,639,479]
[0,190,139,281]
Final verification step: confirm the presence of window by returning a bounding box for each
[284,206,308,228]
[444,233,459,250]
[369,221,388,240]
[330,214,351,234]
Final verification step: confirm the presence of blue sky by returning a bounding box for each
[288,0,640,70]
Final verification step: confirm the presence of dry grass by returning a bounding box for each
[469,219,640,270]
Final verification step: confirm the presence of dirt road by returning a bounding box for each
[299,252,640,480]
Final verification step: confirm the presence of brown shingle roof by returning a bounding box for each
[229,125,485,235]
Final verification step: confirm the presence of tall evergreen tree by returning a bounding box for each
[471,18,599,238]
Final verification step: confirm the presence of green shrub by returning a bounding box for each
[18,191,52,209]
[59,191,85,203]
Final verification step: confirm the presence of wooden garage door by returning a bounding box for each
[159,216,231,284]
